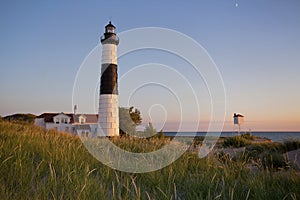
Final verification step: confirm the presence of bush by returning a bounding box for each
[3,113,36,124]
[241,133,254,140]
[283,139,300,152]
[245,144,265,159]
[157,130,165,139]
[262,142,286,153]
[223,136,251,148]
[246,143,287,160]
[245,143,290,170]
[144,122,157,138]
[119,107,142,135]
[261,151,287,170]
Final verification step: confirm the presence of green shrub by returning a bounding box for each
[246,143,288,162]
[241,133,254,140]
[223,136,251,148]
[157,130,165,139]
[3,113,36,124]
[144,122,157,138]
[263,142,286,153]
[192,137,203,146]
[260,151,287,170]
[283,139,300,152]
[245,144,265,159]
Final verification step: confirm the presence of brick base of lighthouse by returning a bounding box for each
[98,94,119,136]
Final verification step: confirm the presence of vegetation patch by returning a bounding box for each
[260,151,288,170]
[2,113,36,124]
[241,133,255,140]
[283,139,300,152]
[1,121,300,199]
[223,135,252,148]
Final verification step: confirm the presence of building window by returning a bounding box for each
[61,118,68,124]
[80,117,85,124]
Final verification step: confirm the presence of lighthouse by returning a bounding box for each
[233,113,244,135]
[98,21,119,136]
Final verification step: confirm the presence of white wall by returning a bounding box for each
[45,123,73,133]
[35,115,99,137]
[53,113,71,124]
[102,44,117,65]
[98,94,119,136]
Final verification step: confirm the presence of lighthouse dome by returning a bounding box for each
[101,21,119,45]
[105,21,116,29]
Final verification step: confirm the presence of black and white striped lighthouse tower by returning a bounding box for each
[98,21,119,136]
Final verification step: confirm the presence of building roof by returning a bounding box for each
[105,21,116,28]
[73,114,98,124]
[233,113,244,117]
[36,113,98,123]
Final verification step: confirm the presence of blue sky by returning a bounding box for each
[0,1,300,131]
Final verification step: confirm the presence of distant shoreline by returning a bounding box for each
[164,131,300,143]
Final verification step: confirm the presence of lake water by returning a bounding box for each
[164,132,300,143]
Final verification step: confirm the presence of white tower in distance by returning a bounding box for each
[233,113,244,135]
[98,21,119,136]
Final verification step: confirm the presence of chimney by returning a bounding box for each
[74,105,77,115]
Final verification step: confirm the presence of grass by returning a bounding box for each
[223,135,252,148]
[284,140,300,152]
[241,133,255,140]
[222,133,258,148]
[244,141,300,170]
[1,121,300,199]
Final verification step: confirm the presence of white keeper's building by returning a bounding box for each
[34,112,98,137]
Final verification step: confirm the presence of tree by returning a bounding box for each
[157,129,165,139]
[128,107,142,126]
[144,122,157,138]
[143,123,165,139]
[119,106,142,136]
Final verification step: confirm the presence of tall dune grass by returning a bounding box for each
[0,121,299,199]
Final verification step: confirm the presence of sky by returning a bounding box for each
[0,0,300,131]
